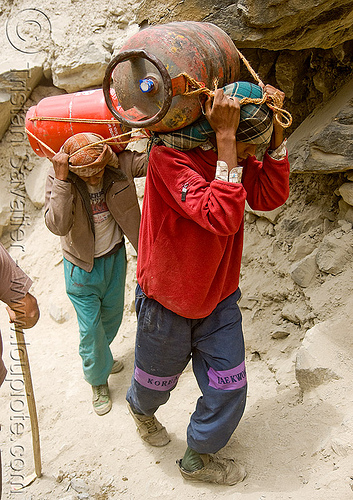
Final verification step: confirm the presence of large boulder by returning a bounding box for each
[51,40,111,93]
[287,76,353,173]
[136,0,353,50]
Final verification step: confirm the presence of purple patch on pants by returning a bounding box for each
[208,361,247,391]
[134,366,181,391]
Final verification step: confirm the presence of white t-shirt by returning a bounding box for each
[87,181,122,257]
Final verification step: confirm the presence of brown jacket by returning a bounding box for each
[0,243,33,386]
[44,150,147,272]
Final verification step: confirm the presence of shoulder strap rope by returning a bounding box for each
[25,128,148,158]
[175,48,292,128]
[28,116,125,125]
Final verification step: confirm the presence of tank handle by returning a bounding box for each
[103,49,173,129]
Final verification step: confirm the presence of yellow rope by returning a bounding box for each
[178,72,216,97]
[235,49,292,127]
[239,93,292,128]
[25,128,149,159]
[236,49,264,87]
[28,116,124,125]
[25,128,56,155]
[176,48,292,128]
[69,130,148,158]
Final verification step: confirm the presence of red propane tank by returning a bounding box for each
[103,21,240,132]
[26,88,129,158]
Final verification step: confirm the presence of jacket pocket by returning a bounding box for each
[109,182,137,212]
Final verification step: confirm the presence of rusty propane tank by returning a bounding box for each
[103,21,240,132]
[26,88,129,158]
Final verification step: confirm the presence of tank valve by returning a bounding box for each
[139,77,158,93]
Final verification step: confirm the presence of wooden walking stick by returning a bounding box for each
[14,325,42,482]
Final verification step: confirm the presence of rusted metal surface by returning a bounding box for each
[107,21,240,132]
[103,49,173,129]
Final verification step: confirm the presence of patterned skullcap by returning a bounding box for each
[62,132,119,177]
[155,82,273,151]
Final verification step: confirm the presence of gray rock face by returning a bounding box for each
[136,0,353,50]
[288,76,353,173]
[275,51,310,100]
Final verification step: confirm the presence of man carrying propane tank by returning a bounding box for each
[44,133,147,416]
[125,76,290,484]
[109,21,291,485]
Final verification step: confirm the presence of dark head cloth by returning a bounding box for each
[156,82,273,151]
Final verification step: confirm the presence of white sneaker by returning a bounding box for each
[92,383,112,416]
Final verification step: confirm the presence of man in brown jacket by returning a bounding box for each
[45,133,147,415]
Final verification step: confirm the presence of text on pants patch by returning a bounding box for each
[208,361,247,391]
[134,366,182,391]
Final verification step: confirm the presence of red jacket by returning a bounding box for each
[137,145,290,319]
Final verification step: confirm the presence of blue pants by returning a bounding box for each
[63,246,126,386]
[126,284,247,454]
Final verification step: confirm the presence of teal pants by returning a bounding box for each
[63,246,127,386]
